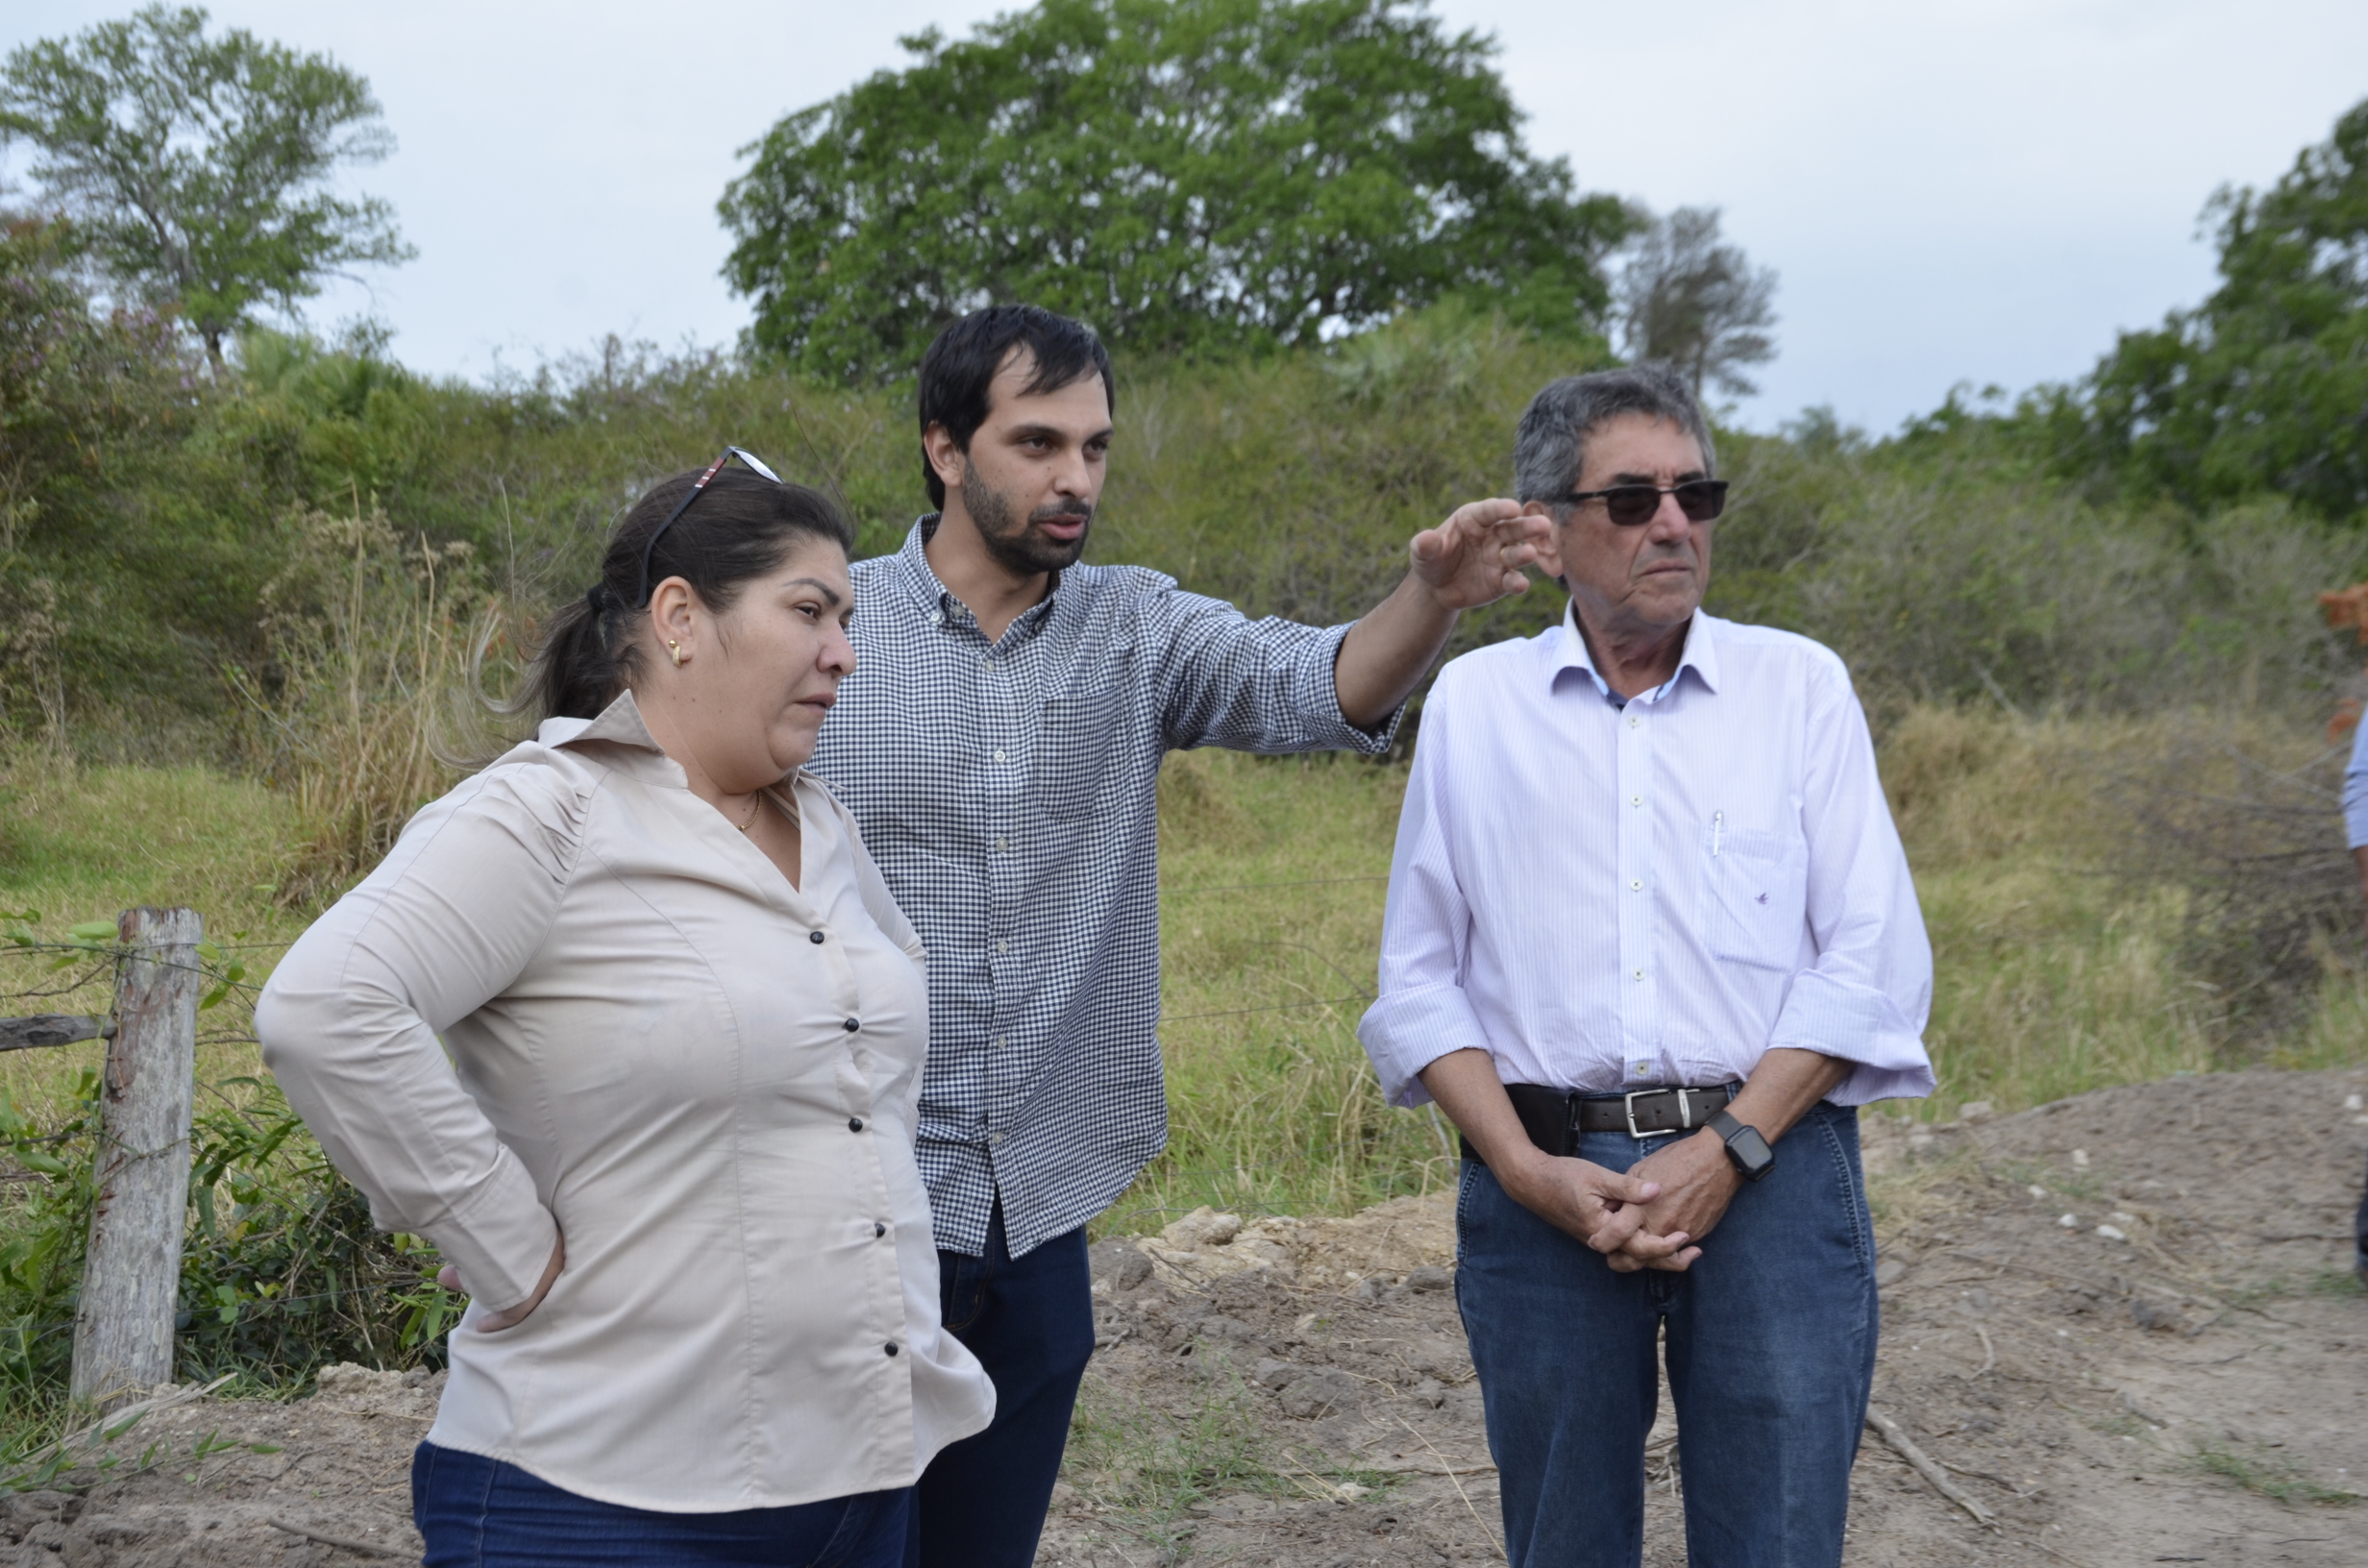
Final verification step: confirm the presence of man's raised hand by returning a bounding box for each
[1408,499,1549,611]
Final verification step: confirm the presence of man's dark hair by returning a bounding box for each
[1513,362,1716,510]
[916,306,1115,509]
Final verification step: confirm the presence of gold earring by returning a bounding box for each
[667,640,683,667]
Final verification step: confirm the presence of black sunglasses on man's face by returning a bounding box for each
[633,446,783,607]
[1559,479,1729,527]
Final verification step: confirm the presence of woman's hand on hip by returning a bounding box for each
[439,1233,565,1332]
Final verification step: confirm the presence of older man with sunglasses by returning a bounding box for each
[1358,363,1935,1568]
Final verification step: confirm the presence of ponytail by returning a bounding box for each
[518,464,853,723]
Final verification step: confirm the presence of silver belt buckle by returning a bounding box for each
[1625,1087,1696,1139]
[1629,1093,1686,1141]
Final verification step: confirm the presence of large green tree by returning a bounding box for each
[0,5,412,370]
[720,0,1632,381]
[2035,96,2368,520]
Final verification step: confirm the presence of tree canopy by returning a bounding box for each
[0,5,411,369]
[720,0,1632,382]
[2031,96,2368,521]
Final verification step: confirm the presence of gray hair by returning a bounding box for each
[1513,362,1716,507]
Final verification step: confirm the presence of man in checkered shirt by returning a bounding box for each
[805,305,1544,1567]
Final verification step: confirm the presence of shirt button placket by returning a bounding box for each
[1617,702,1656,1082]
[984,631,1024,1164]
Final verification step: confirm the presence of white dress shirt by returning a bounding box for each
[1357,607,1935,1110]
[256,693,995,1512]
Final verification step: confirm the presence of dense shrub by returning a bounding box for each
[10,294,2365,765]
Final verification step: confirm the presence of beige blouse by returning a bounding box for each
[256,693,994,1511]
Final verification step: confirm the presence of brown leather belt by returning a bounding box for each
[1462,1082,1741,1165]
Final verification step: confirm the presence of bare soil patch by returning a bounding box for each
[6,1068,2363,1566]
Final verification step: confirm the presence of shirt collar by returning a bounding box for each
[890,515,1063,641]
[538,689,803,794]
[539,687,664,753]
[1549,602,1722,704]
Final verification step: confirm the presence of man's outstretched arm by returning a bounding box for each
[1333,500,1547,729]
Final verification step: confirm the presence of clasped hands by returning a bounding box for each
[1497,1129,1743,1272]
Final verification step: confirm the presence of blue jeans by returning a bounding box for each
[1455,1100,1878,1568]
[905,1202,1095,1568]
[2355,1151,2367,1275]
[412,1442,910,1567]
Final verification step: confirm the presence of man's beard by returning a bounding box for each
[961,464,1093,576]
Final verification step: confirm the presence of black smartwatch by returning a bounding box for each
[1708,1109,1775,1182]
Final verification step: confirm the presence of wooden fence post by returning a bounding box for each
[69,907,202,1409]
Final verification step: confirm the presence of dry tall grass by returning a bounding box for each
[228,499,500,906]
[8,694,2361,1233]
[1122,705,2368,1233]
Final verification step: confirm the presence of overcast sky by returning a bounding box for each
[6,1,2364,434]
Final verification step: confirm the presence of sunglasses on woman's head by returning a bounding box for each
[1559,479,1729,527]
[633,447,784,607]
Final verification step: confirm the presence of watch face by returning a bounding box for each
[1732,1125,1774,1173]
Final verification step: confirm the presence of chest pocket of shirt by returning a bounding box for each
[1038,680,1126,821]
[1699,823,1808,972]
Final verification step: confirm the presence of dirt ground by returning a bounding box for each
[6,1067,2363,1566]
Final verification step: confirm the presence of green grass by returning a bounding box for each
[2192,1433,2361,1507]
[13,704,2368,1250]
[0,754,307,1118]
[1063,1355,1393,1554]
[1106,748,1443,1235]
[0,699,2362,1435]
[1122,705,2368,1235]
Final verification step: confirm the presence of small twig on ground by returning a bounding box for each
[1864,1406,1995,1530]
[266,1517,410,1559]
[1280,1451,1355,1505]
[1394,1412,1504,1561]
[1970,1323,1996,1378]
[1936,1456,2038,1496]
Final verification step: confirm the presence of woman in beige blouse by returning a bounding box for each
[257,452,992,1566]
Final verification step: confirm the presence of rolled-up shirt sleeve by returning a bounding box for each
[1148,581,1399,755]
[255,768,578,1312]
[1764,666,1936,1104]
[1357,689,1484,1108]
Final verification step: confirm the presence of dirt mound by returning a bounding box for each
[0,1362,432,1564]
[1048,1068,2368,1566]
[1126,1191,1455,1294]
[7,1069,2363,1565]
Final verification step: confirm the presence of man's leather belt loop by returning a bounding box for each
[1461,1082,1740,1166]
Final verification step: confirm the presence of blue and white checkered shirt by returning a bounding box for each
[807,519,1396,1259]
